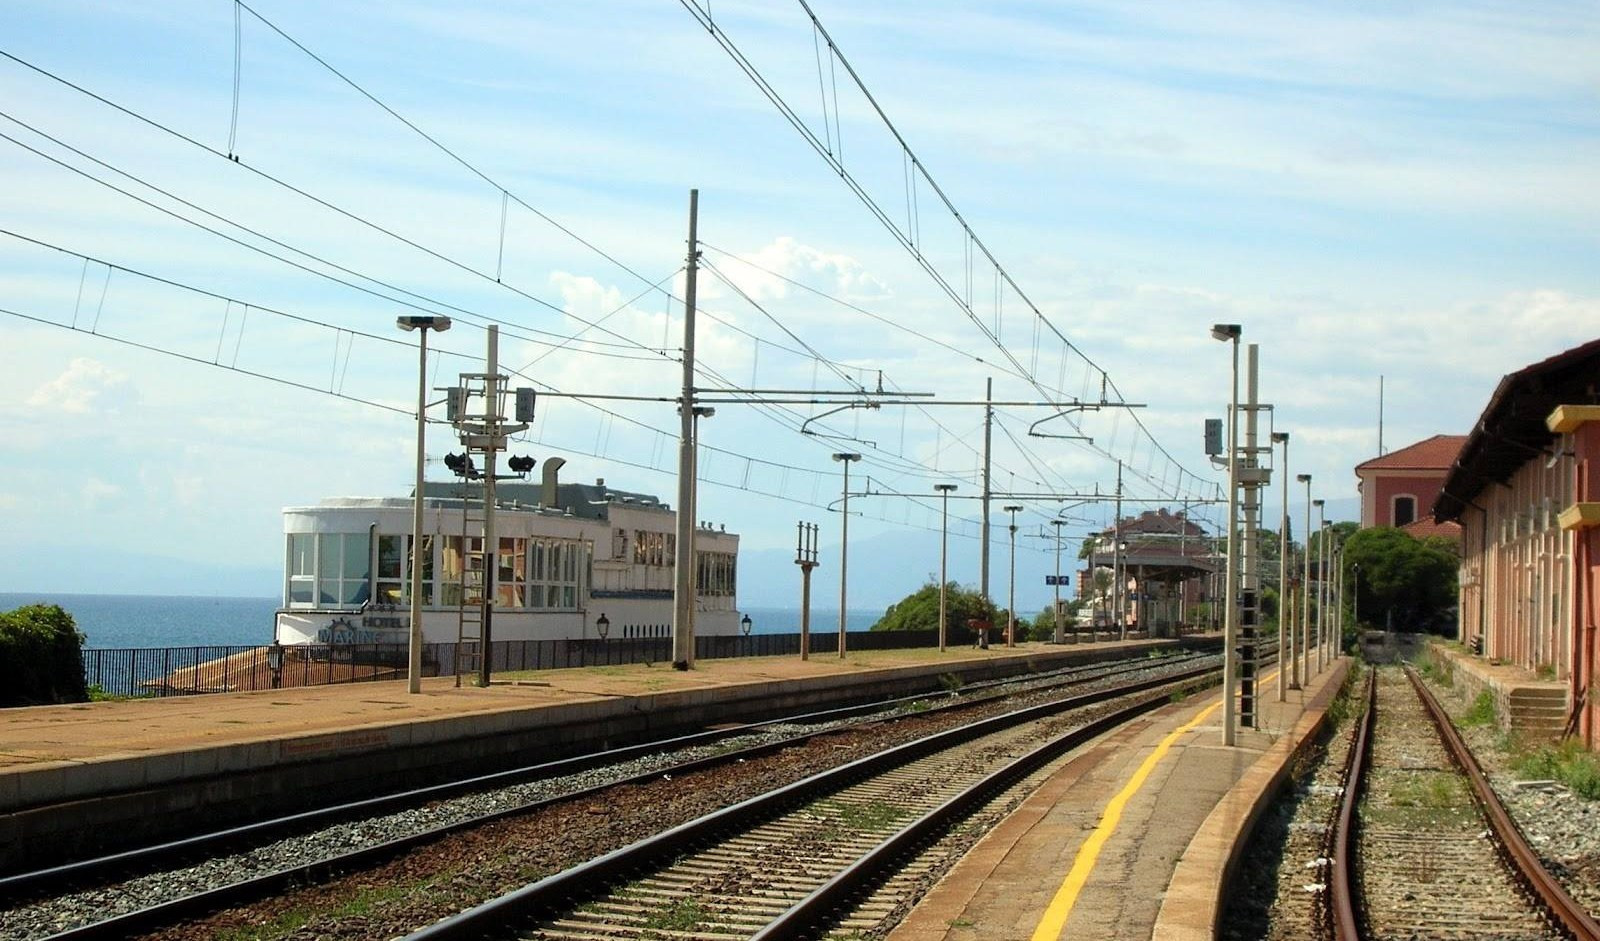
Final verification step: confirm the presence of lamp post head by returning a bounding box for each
[1297,473,1312,483]
[595,612,610,640]
[396,315,452,333]
[1209,323,1242,342]
[832,452,862,463]
[1271,431,1289,443]
[740,612,753,635]
[1003,504,1023,514]
[934,483,957,493]
[1313,498,1325,508]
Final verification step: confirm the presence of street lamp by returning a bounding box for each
[266,641,284,689]
[1272,432,1291,699]
[1314,499,1327,670]
[1353,562,1361,633]
[397,314,451,694]
[595,612,610,641]
[1004,504,1023,647]
[935,483,958,652]
[1297,474,1312,680]
[832,452,862,659]
[1211,322,1242,746]
[741,612,753,635]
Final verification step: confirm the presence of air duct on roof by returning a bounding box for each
[542,457,567,509]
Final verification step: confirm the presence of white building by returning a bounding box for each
[274,463,739,648]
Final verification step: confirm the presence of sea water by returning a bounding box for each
[0,594,882,650]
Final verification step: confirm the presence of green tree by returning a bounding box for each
[871,581,1002,639]
[0,603,88,706]
[1341,527,1457,634]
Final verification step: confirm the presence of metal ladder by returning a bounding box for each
[455,499,487,687]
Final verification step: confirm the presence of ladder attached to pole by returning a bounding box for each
[455,498,487,686]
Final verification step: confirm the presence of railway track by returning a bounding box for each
[1329,665,1600,941]
[401,666,1216,941]
[0,649,1219,941]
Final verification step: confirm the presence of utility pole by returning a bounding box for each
[972,374,985,601]
[479,327,502,687]
[1239,344,1262,728]
[1051,519,1066,644]
[794,521,818,660]
[1114,460,1124,640]
[979,377,993,649]
[672,190,699,671]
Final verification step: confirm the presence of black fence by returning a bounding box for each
[79,627,980,699]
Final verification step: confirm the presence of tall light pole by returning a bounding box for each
[1314,500,1327,671]
[1297,474,1312,679]
[833,452,861,659]
[935,483,957,652]
[1211,322,1242,746]
[1004,504,1023,647]
[1050,519,1067,644]
[397,314,451,695]
[1353,562,1361,634]
[1272,431,1290,700]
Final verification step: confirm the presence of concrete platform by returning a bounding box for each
[1423,638,1569,739]
[0,637,1196,871]
[889,651,1351,941]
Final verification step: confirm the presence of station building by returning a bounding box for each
[1434,338,1600,745]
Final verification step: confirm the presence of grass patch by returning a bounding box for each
[1417,656,1453,689]
[1511,739,1600,799]
[938,672,963,692]
[1460,691,1497,728]
[1168,688,1188,704]
[641,898,708,934]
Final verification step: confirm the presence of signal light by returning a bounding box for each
[443,452,478,478]
[508,455,535,475]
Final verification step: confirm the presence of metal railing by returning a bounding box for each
[79,628,981,699]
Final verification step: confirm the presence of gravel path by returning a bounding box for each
[1424,669,1600,916]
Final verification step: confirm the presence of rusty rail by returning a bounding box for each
[1329,668,1376,941]
[1406,666,1600,941]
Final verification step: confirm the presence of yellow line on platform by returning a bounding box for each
[1030,668,1280,941]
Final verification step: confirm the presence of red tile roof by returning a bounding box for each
[1355,434,1467,472]
[1401,517,1462,543]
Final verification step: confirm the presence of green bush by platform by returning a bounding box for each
[0,603,88,706]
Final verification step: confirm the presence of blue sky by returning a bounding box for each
[1,1,1597,610]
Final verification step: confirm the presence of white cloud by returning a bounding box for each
[25,357,131,415]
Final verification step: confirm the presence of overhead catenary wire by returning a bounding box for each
[677,0,1218,503]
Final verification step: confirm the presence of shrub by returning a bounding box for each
[0,603,88,706]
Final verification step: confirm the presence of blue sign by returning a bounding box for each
[1045,575,1068,586]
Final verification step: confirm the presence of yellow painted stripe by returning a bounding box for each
[1029,668,1279,941]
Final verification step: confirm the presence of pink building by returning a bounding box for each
[1434,338,1600,746]
[1354,434,1466,529]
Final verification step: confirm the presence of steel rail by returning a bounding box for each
[24,654,1216,940]
[1407,666,1600,941]
[402,663,1220,940]
[1329,668,1377,941]
[3,648,1203,898]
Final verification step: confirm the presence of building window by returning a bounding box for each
[376,534,434,605]
[696,551,737,596]
[1393,495,1416,527]
[288,533,315,606]
[287,532,371,608]
[497,537,527,607]
[530,537,588,610]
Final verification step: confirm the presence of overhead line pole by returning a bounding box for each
[980,377,993,649]
[672,190,699,671]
